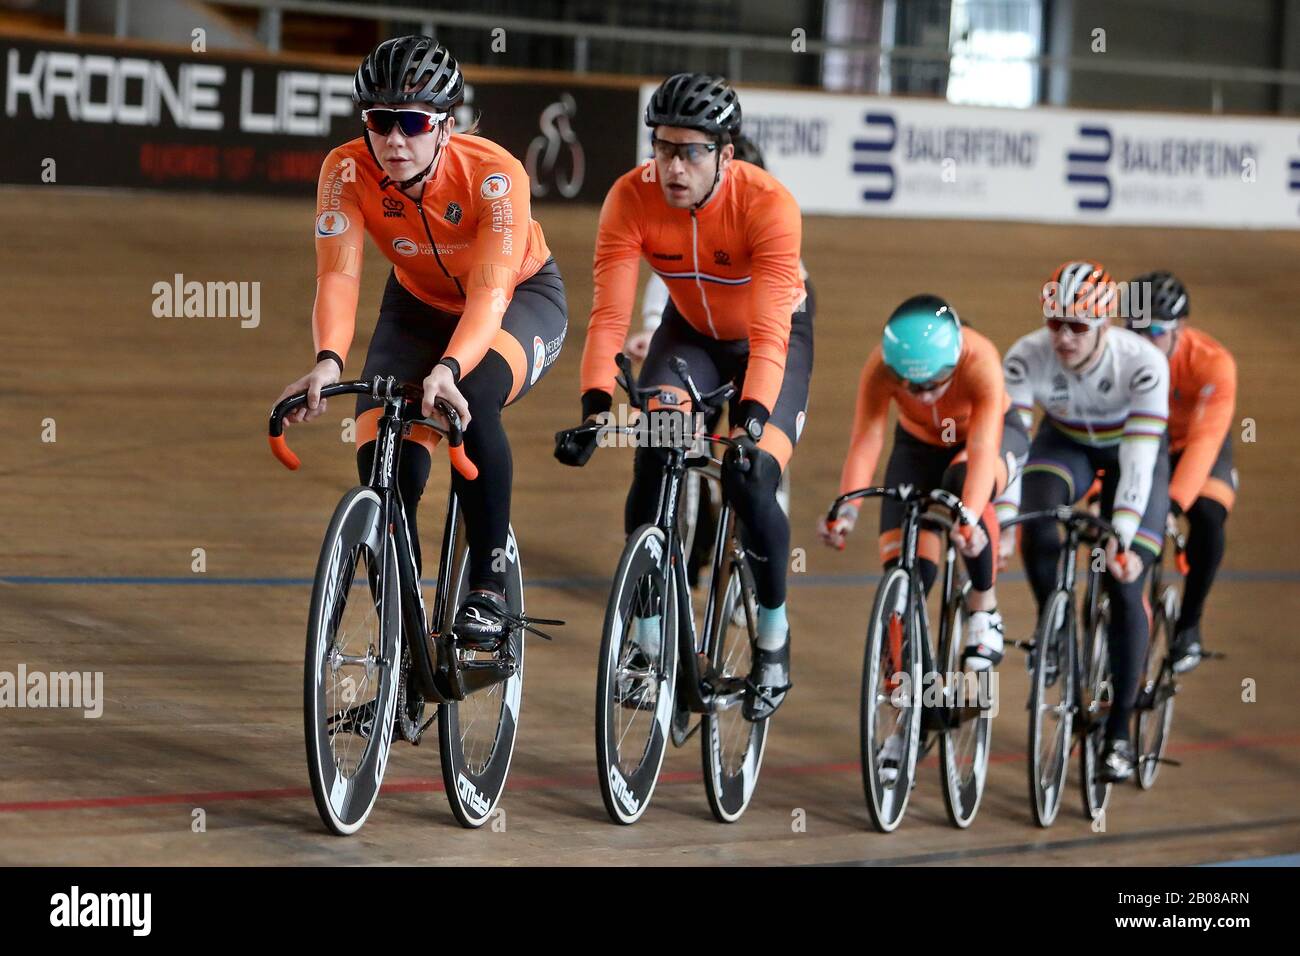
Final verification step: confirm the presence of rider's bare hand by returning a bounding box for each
[277,360,341,425]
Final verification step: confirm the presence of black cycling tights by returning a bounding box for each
[356,352,515,595]
[1021,517,1154,741]
[626,444,791,609]
[1180,497,1228,633]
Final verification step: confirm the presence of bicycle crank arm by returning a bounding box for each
[517,615,565,641]
[1139,755,1182,768]
[458,658,520,696]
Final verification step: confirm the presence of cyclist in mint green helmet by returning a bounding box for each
[820,294,1030,780]
[881,296,963,386]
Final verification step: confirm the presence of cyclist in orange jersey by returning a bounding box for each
[821,295,1028,676]
[1126,271,1237,673]
[274,36,567,647]
[555,74,811,720]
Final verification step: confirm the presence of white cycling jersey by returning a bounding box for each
[1000,325,1169,547]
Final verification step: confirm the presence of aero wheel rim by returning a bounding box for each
[599,528,675,824]
[1086,626,1113,812]
[322,545,387,780]
[942,601,989,825]
[306,490,400,835]
[1032,595,1072,822]
[704,560,768,822]
[865,571,917,829]
[611,570,665,775]
[1137,608,1174,788]
[716,572,755,776]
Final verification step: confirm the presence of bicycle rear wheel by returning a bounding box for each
[437,526,525,828]
[701,550,769,823]
[1136,590,1177,790]
[1080,599,1113,819]
[1027,589,1075,828]
[304,487,402,836]
[595,525,679,824]
[938,584,991,829]
[861,567,922,832]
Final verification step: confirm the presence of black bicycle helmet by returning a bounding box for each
[644,73,741,138]
[1129,270,1190,323]
[353,35,464,111]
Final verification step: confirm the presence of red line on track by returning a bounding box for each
[1,733,1297,816]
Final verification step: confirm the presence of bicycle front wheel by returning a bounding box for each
[304,487,402,836]
[595,525,679,824]
[437,526,526,829]
[938,584,991,829]
[1135,590,1176,790]
[861,567,922,833]
[1080,599,1113,819]
[701,551,769,823]
[1027,588,1076,828]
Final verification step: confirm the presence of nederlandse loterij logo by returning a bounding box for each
[531,335,546,384]
[480,173,511,199]
[315,211,349,236]
[50,886,151,936]
[392,237,419,257]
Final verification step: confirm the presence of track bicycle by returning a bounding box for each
[270,376,560,834]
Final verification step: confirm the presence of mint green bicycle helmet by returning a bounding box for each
[881,294,963,385]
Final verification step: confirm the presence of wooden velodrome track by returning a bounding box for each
[2,187,1298,866]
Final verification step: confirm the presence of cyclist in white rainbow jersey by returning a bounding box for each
[998,260,1170,784]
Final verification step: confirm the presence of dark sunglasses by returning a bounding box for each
[1139,319,1179,338]
[1046,318,1100,335]
[894,367,956,394]
[362,108,445,137]
[651,137,719,165]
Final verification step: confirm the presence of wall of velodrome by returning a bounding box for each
[3,31,1298,230]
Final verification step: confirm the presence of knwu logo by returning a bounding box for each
[852,112,896,202]
[1067,125,1112,211]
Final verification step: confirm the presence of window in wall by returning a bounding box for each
[946,0,1042,108]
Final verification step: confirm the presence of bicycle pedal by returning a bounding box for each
[518,615,564,641]
[1140,754,1182,768]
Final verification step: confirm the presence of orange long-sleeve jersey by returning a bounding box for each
[838,328,1011,518]
[1167,326,1237,511]
[312,134,550,377]
[579,160,805,413]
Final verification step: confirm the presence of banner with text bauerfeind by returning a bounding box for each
[638,84,1300,229]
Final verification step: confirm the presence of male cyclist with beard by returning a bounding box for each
[555,74,812,721]
[275,36,567,649]
[1000,260,1170,783]
[625,134,804,582]
[1125,271,1237,674]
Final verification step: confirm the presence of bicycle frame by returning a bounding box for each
[828,486,975,726]
[652,446,741,715]
[270,376,515,708]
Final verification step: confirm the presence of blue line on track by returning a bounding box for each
[1203,853,1300,867]
[2,569,1298,587]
